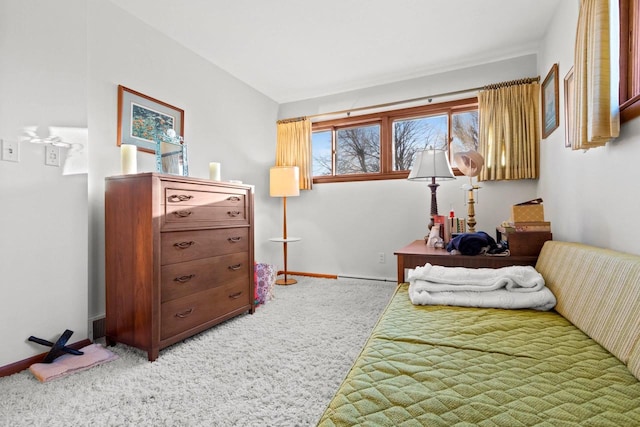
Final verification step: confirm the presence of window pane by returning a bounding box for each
[392,115,447,171]
[450,110,479,169]
[336,124,380,174]
[312,130,332,176]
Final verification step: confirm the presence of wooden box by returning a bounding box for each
[511,204,545,222]
[496,228,552,256]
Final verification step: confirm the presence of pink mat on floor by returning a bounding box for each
[29,343,118,382]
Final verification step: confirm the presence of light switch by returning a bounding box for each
[1,139,20,162]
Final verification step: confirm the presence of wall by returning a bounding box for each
[278,56,540,280]
[0,0,89,366]
[87,1,280,321]
[538,0,640,256]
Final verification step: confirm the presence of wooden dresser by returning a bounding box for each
[105,173,254,361]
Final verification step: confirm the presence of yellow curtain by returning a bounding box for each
[478,82,540,181]
[572,0,620,150]
[275,117,312,190]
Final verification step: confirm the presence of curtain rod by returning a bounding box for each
[277,116,307,124]
[284,76,539,122]
[482,76,540,90]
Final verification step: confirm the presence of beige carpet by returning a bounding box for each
[0,276,396,426]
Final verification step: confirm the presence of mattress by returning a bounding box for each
[317,284,640,426]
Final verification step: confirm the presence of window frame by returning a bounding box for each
[312,97,478,184]
[620,0,640,122]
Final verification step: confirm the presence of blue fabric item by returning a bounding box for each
[446,231,501,255]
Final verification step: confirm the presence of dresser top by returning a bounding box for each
[106,172,253,190]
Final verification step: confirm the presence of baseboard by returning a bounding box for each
[277,270,338,279]
[277,271,396,282]
[338,274,397,282]
[0,339,92,378]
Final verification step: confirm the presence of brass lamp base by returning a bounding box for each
[276,278,297,285]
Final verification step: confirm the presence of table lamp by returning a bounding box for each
[408,147,455,229]
[454,150,485,233]
[270,166,300,285]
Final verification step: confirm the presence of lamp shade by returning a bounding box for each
[270,166,300,197]
[407,148,455,181]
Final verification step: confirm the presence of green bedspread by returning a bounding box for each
[317,284,640,426]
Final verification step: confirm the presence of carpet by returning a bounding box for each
[0,276,396,426]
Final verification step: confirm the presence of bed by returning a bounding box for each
[317,241,640,426]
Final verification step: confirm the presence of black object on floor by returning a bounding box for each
[28,329,84,363]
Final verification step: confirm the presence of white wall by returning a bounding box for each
[278,57,541,280]
[0,0,89,366]
[538,0,640,256]
[87,0,281,320]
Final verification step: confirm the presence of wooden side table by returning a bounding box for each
[394,240,539,283]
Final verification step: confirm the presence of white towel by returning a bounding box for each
[408,283,557,311]
[407,264,557,311]
[407,263,545,293]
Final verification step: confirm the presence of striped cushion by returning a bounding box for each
[536,241,640,380]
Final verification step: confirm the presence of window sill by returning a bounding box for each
[312,169,465,184]
[621,96,640,123]
[313,171,409,184]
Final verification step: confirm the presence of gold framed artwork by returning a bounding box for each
[563,67,575,148]
[542,63,559,139]
[117,85,184,153]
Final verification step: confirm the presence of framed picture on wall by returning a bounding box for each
[117,85,184,153]
[542,63,559,139]
[564,67,575,148]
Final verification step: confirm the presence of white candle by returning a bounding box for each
[121,144,137,174]
[209,162,221,181]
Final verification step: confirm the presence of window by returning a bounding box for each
[312,98,478,183]
[336,123,381,174]
[450,110,479,169]
[620,0,640,122]
[392,114,448,171]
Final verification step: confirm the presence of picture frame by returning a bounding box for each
[563,67,575,148]
[117,85,184,153]
[542,63,559,139]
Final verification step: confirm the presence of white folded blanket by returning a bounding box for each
[407,263,545,292]
[407,265,557,311]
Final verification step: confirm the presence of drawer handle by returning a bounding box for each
[229,291,243,299]
[228,264,242,271]
[227,196,241,202]
[174,241,195,249]
[168,194,194,202]
[173,210,193,218]
[175,308,194,318]
[227,210,241,217]
[228,237,242,243]
[174,274,196,283]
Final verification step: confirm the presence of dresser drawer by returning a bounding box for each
[161,252,249,302]
[160,279,250,340]
[162,184,247,230]
[161,227,249,265]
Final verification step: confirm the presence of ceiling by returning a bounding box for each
[109,0,561,104]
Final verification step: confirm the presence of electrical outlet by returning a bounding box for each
[378,252,385,263]
[45,145,60,167]
[1,139,20,162]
